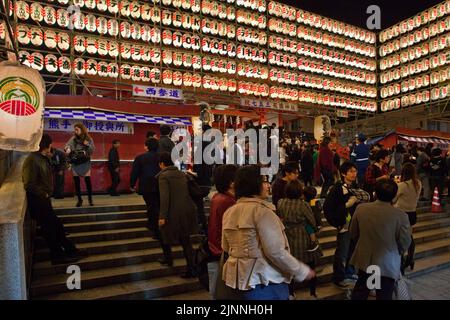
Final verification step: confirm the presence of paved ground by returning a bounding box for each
[52,194,145,208]
[409,267,450,300]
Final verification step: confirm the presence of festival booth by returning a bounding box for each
[44,95,199,194]
[374,127,450,150]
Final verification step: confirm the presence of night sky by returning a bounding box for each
[277,0,444,29]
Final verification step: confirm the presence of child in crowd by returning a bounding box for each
[303,186,322,252]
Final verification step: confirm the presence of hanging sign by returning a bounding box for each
[44,118,134,134]
[132,85,183,100]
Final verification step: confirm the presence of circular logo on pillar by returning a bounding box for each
[0,77,40,116]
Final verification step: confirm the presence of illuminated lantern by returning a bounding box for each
[192,55,201,69]
[120,21,131,38]
[150,48,160,64]
[162,50,172,65]
[131,65,141,82]
[120,43,131,60]
[431,87,439,100]
[43,6,56,25]
[73,58,86,76]
[173,12,182,28]
[202,56,211,71]
[140,4,151,21]
[58,56,71,74]
[84,14,96,33]
[56,32,69,51]
[182,0,191,10]
[30,3,44,22]
[120,64,131,80]
[141,48,151,62]
[17,25,30,45]
[107,0,119,14]
[43,54,57,73]
[107,19,119,36]
[173,31,182,47]
[95,17,107,35]
[151,7,161,23]
[15,1,30,20]
[228,79,237,92]
[130,22,141,40]
[55,9,69,28]
[183,53,192,68]
[183,72,193,87]
[139,66,150,82]
[151,28,161,44]
[109,41,119,58]
[191,73,201,88]
[130,1,141,19]
[86,37,97,54]
[97,61,108,78]
[162,10,172,26]
[131,45,142,61]
[152,68,161,84]
[107,63,118,78]
[423,90,430,102]
[162,30,172,45]
[30,27,43,46]
[173,51,183,66]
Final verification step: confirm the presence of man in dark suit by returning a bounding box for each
[350,179,411,300]
[130,138,161,239]
[158,125,175,153]
[108,140,121,196]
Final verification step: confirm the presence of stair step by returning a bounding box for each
[34,227,152,249]
[58,210,148,224]
[34,275,204,300]
[53,204,148,215]
[63,218,148,233]
[33,246,187,277]
[31,258,190,297]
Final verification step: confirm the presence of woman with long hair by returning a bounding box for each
[393,163,422,273]
[65,123,95,207]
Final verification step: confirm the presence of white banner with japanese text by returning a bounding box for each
[44,118,134,134]
[132,85,183,100]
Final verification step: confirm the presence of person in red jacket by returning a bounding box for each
[207,164,238,299]
[317,137,335,198]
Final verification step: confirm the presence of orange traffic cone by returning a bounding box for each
[431,187,442,213]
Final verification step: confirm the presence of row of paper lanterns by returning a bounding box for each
[266,34,375,71]
[17,49,377,109]
[296,10,376,45]
[381,67,450,99]
[380,36,449,71]
[267,1,296,21]
[380,86,449,112]
[237,27,267,45]
[380,53,448,84]
[267,52,377,84]
[298,90,377,112]
[14,4,237,37]
[297,26,376,58]
[379,18,450,57]
[236,9,266,29]
[14,1,270,31]
[379,1,450,43]
[268,69,376,98]
[266,34,376,73]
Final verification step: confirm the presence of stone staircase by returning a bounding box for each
[30,200,450,300]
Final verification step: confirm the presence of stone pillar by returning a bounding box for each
[0,156,28,300]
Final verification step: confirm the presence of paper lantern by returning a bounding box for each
[138,66,149,82]
[171,71,182,86]
[86,37,97,54]
[107,19,119,36]
[162,70,172,85]
[30,3,43,22]
[109,41,119,58]
[97,61,108,78]
[130,65,141,81]
[73,58,86,75]
[130,22,141,40]
[173,32,182,47]
[29,27,43,47]
[108,63,119,78]
[15,1,30,20]
[162,30,172,45]
[150,68,160,84]
[107,0,119,14]
[120,64,131,80]
[423,90,430,102]
[131,46,142,61]
[55,9,69,28]
[17,25,30,45]
[192,55,201,69]
[120,43,130,59]
[58,56,71,74]
[43,54,57,73]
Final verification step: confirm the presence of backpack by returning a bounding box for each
[323,184,348,228]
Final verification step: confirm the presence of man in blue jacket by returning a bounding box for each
[351,133,370,187]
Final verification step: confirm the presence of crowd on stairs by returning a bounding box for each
[23,124,450,300]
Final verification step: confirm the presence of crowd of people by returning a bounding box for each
[22,124,450,300]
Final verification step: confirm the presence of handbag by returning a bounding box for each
[70,149,90,165]
[392,275,412,300]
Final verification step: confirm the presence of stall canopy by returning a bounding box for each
[375,127,450,149]
[44,109,192,126]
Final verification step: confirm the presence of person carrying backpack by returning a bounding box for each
[323,161,370,288]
